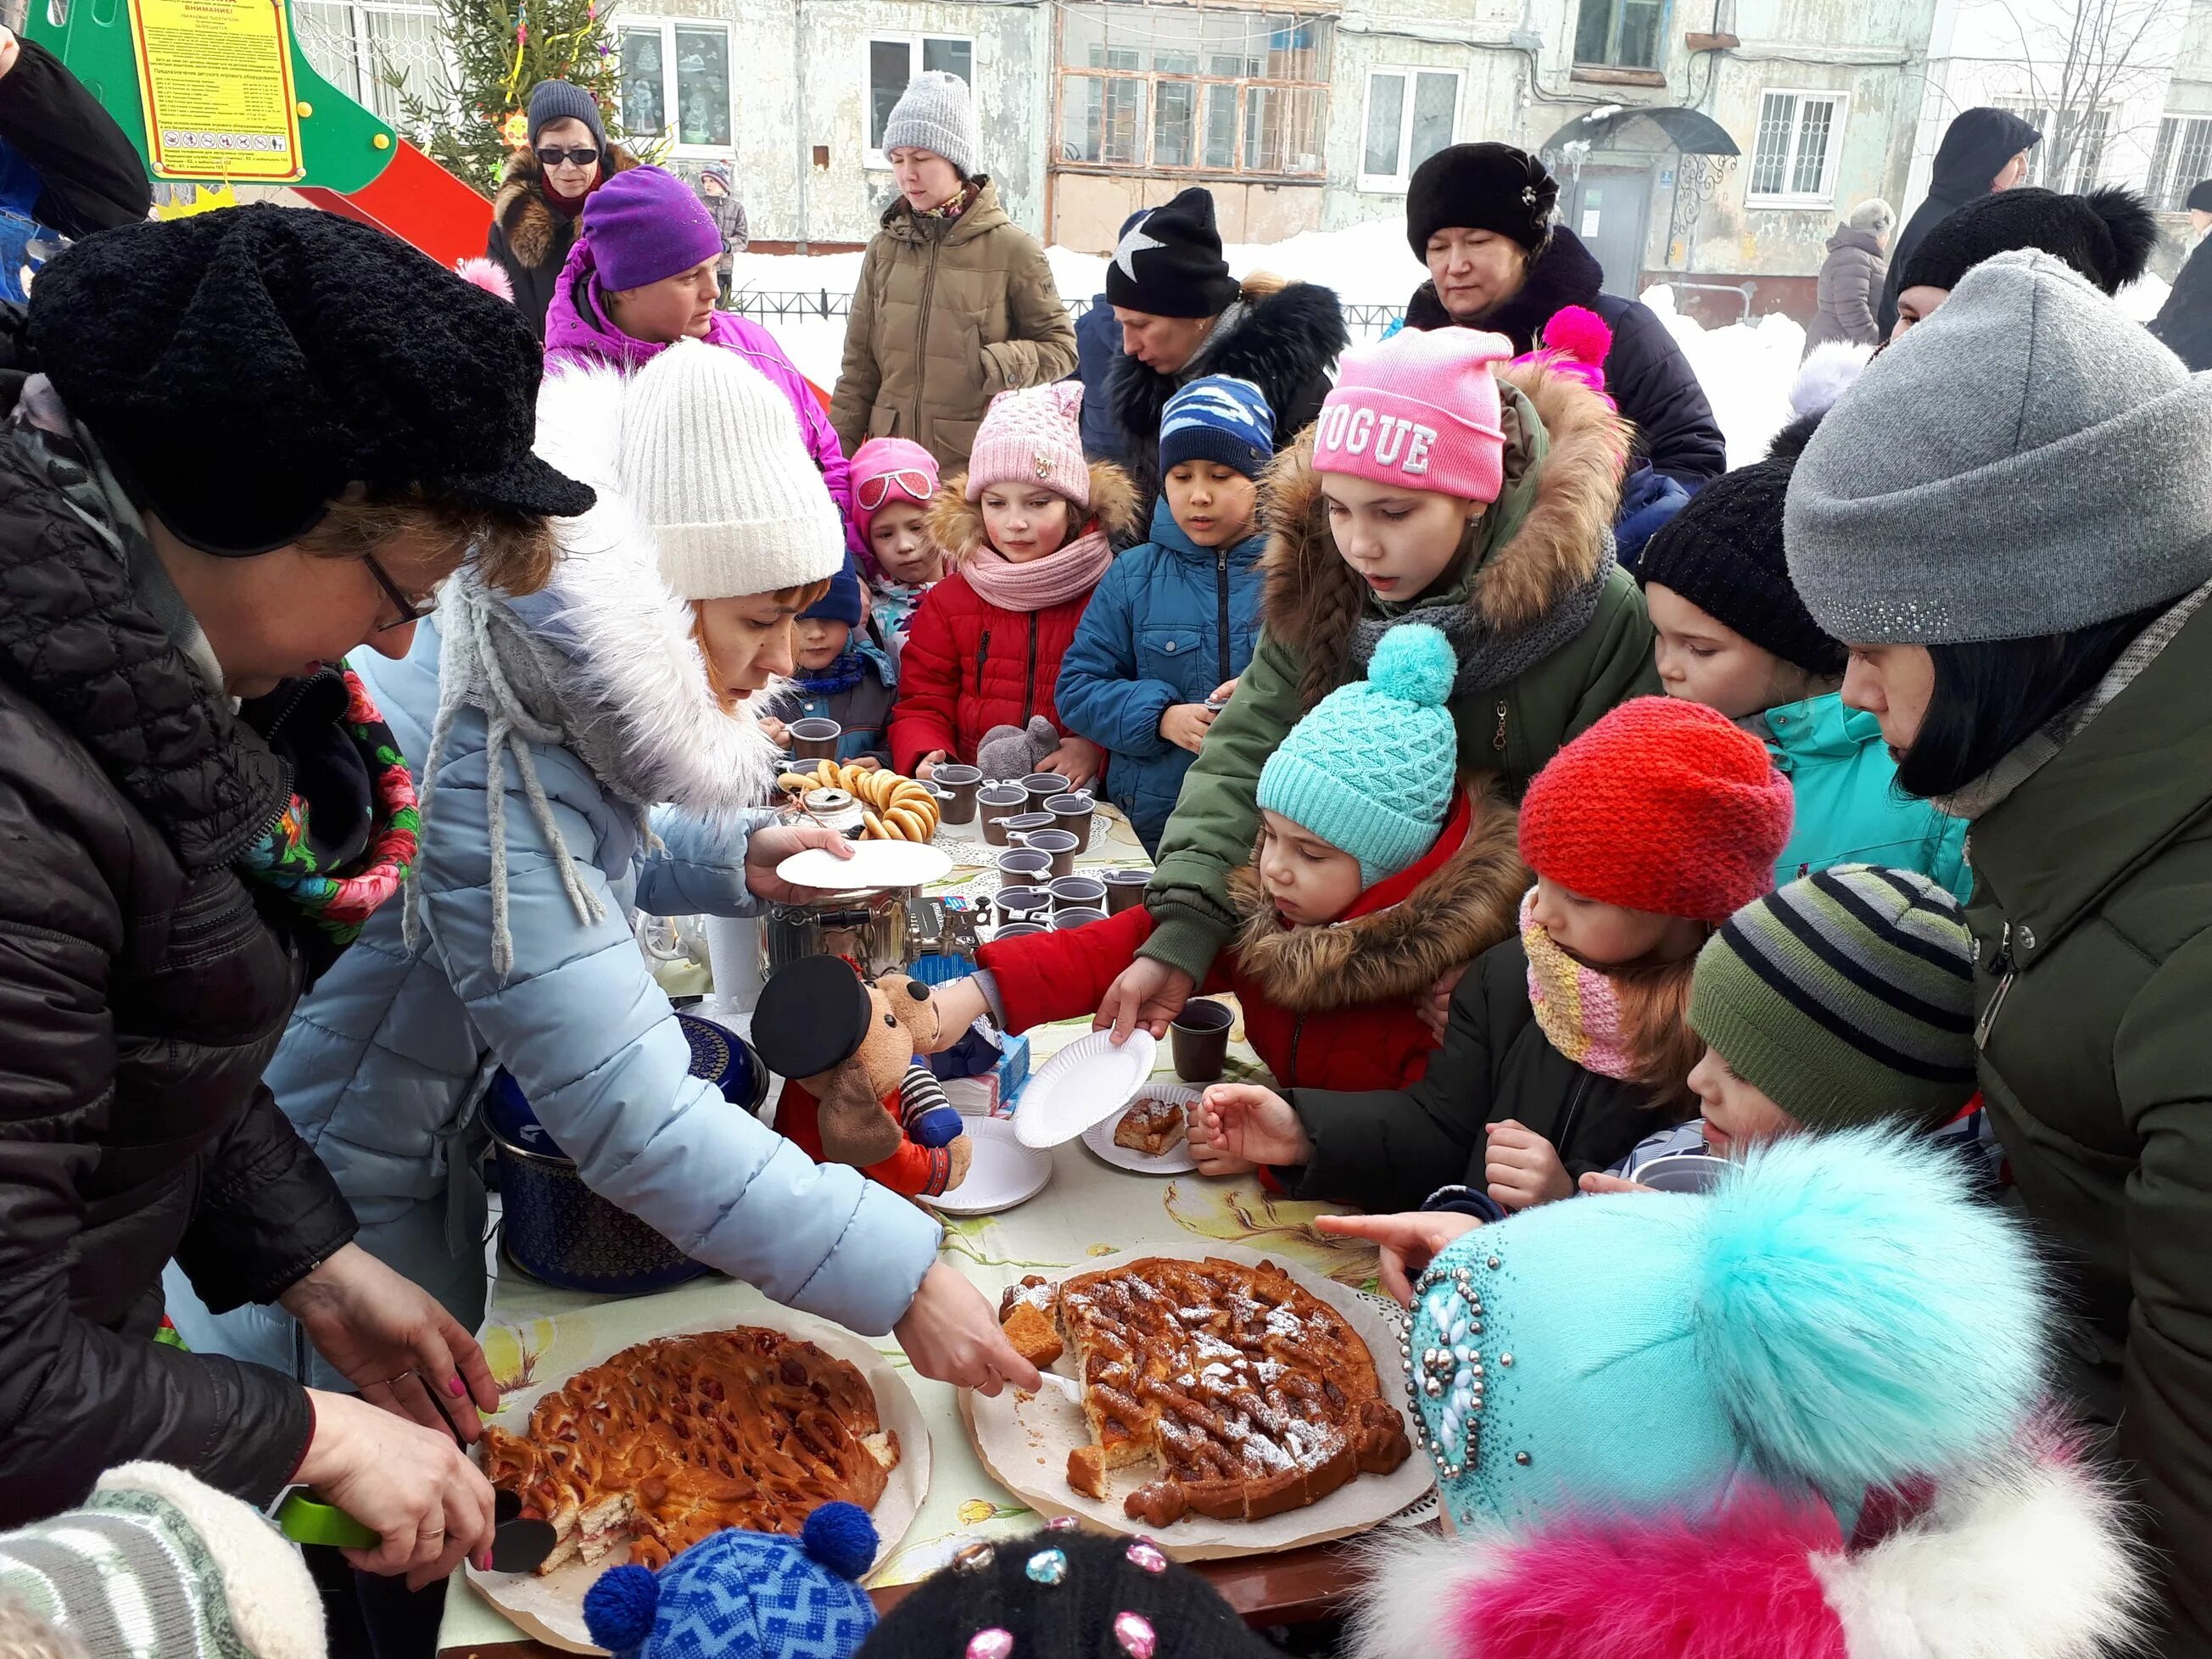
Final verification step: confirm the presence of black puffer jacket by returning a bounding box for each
[1404,226,1727,488]
[1279,936,1688,1214]
[1107,274,1349,515]
[0,360,359,1522]
[2152,236,2212,373]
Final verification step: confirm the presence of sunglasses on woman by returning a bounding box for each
[535,146,601,169]
[856,469,936,514]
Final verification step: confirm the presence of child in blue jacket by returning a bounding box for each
[1637,418,1969,897]
[761,561,897,765]
[1056,375,1273,852]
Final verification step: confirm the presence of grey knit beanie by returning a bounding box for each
[882,71,980,178]
[528,79,606,151]
[1785,249,2212,644]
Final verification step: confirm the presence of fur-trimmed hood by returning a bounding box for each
[492,142,641,273]
[1260,361,1628,706]
[1347,1449,2146,1659]
[511,360,783,814]
[1226,785,1527,1013]
[925,461,1143,561]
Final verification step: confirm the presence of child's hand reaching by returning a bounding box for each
[914,751,949,780]
[1315,1211,1483,1307]
[1578,1171,1656,1196]
[1191,1083,1312,1172]
[1037,736,1102,790]
[1159,703,1218,754]
[923,979,991,1053]
[1485,1120,1574,1210]
[758,716,790,749]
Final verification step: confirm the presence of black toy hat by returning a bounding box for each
[1637,450,1846,678]
[855,1524,1278,1659]
[1103,188,1240,320]
[25,204,595,555]
[1896,185,2158,298]
[1405,142,1559,258]
[750,955,875,1080]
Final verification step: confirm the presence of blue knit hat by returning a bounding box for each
[582,1502,880,1659]
[1159,374,1276,479]
[1402,1130,2047,1538]
[1257,623,1457,885]
[802,556,867,628]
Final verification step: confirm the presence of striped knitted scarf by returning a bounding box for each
[1520,888,1640,1081]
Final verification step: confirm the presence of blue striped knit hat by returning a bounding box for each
[1257,623,1457,885]
[584,1503,880,1659]
[1159,374,1275,479]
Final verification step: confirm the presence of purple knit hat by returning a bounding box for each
[581,166,723,291]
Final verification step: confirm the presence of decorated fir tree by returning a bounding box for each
[385,0,632,198]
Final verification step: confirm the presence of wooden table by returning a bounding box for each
[436,805,1412,1656]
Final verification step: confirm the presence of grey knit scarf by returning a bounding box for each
[1346,539,1619,701]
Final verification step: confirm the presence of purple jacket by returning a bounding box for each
[544,237,863,559]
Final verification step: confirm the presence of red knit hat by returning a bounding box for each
[1517,697,1794,921]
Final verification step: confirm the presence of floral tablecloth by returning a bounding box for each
[438,805,1388,1651]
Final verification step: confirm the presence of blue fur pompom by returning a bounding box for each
[583,1563,661,1653]
[1695,1128,2046,1494]
[802,1501,880,1581]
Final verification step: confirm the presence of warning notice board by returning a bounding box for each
[128,0,304,181]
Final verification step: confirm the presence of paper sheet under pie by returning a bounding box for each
[466,1303,930,1654]
[961,1242,1434,1561]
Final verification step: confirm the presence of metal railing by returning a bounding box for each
[728,288,1411,338]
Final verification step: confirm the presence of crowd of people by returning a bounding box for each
[1,55,2211,1659]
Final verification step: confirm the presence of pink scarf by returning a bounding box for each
[1521,889,1640,1081]
[958,524,1114,612]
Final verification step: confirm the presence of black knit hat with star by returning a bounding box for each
[1103,187,1240,319]
[1637,441,1846,677]
[1405,142,1560,258]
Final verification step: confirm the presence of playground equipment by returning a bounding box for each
[25,0,489,265]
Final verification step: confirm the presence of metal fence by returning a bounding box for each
[729,288,1409,339]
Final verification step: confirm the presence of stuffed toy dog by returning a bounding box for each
[753,956,972,1198]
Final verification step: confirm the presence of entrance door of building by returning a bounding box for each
[1559,165,1653,295]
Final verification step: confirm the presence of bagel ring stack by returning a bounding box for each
[775,759,942,841]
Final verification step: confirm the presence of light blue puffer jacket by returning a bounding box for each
[1765,691,1971,900]
[165,366,941,1382]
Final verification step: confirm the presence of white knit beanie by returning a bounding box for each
[619,338,846,600]
[881,70,980,178]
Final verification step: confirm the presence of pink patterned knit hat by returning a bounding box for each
[964,383,1091,508]
[1315,327,1511,505]
[848,436,940,537]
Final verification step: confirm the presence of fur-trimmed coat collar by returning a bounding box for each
[1260,362,1628,707]
[1402,226,1608,354]
[510,361,782,814]
[492,142,641,273]
[926,461,1144,561]
[1226,785,1528,1014]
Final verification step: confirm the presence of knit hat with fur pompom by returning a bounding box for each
[1517,696,1793,920]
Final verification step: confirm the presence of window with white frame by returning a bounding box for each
[1746,91,1846,205]
[868,36,975,166]
[2150,115,2212,211]
[618,20,733,152]
[293,0,447,130]
[1995,98,2111,193]
[1360,67,1460,191]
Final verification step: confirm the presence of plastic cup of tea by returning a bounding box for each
[1103,869,1151,915]
[1048,874,1107,913]
[1011,827,1080,878]
[1170,997,1235,1083]
[790,717,841,762]
[1046,792,1096,849]
[932,764,983,825]
[1050,907,1107,931]
[997,848,1053,885]
[1634,1153,1729,1194]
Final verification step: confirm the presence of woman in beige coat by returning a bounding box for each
[830,71,1075,467]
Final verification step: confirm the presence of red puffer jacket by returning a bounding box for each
[976,788,1527,1092]
[889,462,1140,774]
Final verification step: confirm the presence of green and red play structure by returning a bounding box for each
[26,0,490,265]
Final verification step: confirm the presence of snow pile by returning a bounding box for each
[2115,271,2170,324]
[1639,285,1807,467]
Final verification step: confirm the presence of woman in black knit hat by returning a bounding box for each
[1399,142,1726,490]
[1890,184,2158,338]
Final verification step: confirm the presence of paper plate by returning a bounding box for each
[1013,1028,1158,1148]
[926,1116,1053,1216]
[775,840,952,891]
[1080,1083,1201,1176]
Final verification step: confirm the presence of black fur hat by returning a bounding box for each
[1897,184,2159,298]
[1405,142,1560,258]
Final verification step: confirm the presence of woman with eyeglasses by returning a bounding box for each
[486,80,637,338]
[0,204,594,1594]
[545,164,867,563]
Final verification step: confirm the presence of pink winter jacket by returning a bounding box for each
[544,237,863,560]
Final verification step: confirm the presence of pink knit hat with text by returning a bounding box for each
[964,382,1092,508]
[1314,327,1511,505]
[849,436,941,536]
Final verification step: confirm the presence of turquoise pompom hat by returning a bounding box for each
[1401,1130,2049,1535]
[1256,621,1459,885]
